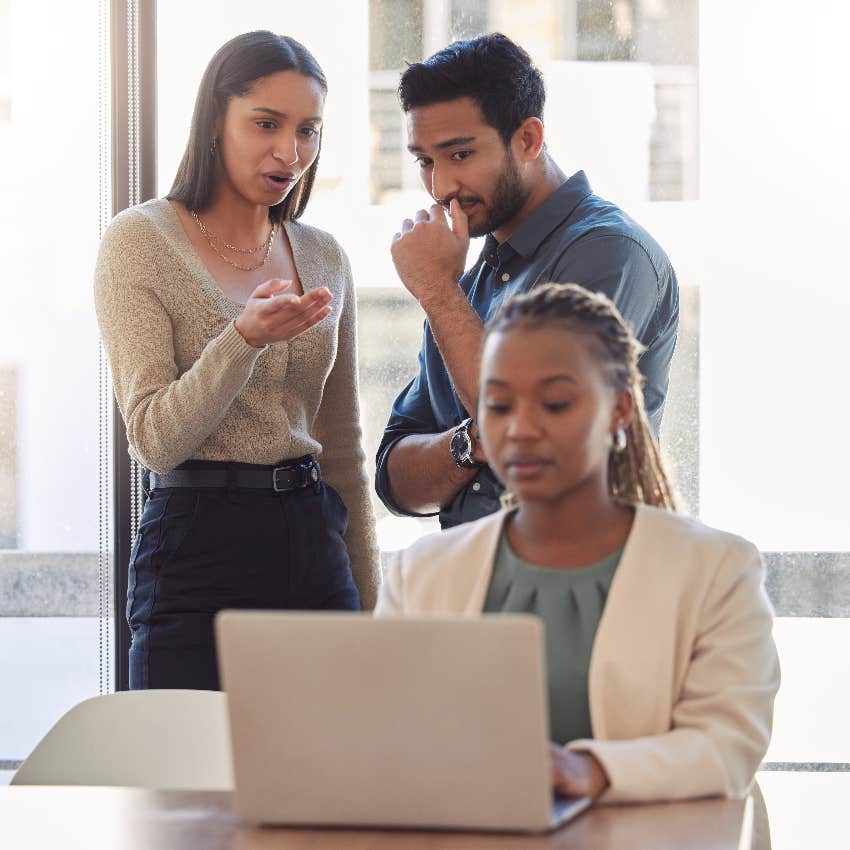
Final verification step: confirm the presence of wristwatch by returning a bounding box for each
[450,417,481,469]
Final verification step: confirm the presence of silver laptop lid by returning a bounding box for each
[216,611,554,831]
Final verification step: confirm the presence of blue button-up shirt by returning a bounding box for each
[375,171,679,528]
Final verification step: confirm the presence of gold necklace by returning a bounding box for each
[191,210,273,253]
[191,210,277,272]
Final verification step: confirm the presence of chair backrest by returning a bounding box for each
[11,689,233,789]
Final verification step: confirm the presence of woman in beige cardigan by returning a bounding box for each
[376,283,779,804]
[95,32,378,691]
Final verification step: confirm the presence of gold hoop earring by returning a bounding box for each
[612,427,628,453]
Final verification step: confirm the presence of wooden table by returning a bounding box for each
[0,786,757,850]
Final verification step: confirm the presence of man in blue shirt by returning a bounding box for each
[376,33,679,529]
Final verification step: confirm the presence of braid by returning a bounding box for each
[485,283,678,512]
[609,391,677,510]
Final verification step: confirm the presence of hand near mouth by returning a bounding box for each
[390,199,470,308]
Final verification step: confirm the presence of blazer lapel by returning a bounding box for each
[586,504,655,740]
[459,509,515,615]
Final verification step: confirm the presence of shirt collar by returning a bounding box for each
[482,233,505,268]
[483,170,593,267]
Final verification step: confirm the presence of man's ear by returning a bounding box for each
[512,117,545,162]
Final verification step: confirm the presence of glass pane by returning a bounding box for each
[699,1,850,552]
[370,0,423,69]
[766,618,850,764]
[153,7,848,824]
[0,0,112,779]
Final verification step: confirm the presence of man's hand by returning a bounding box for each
[549,744,609,799]
[391,199,469,307]
[234,279,333,348]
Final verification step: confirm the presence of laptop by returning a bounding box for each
[215,611,591,832]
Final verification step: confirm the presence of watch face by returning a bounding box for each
[451,429,472,462]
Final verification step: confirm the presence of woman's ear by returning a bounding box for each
[611,389,635,433]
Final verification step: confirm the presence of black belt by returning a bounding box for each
[148,458,321,493]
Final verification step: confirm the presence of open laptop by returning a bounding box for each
[215,611,591,832]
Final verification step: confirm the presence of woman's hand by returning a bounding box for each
[549,743,609,799]
[234,278,333,348]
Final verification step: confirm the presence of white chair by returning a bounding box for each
[11,689,233,789]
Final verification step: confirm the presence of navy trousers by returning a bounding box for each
[127,461,360,691]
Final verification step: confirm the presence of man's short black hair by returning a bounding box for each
[398,33,545,147]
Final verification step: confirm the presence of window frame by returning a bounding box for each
[110,0,158,692]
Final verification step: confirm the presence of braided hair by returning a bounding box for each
[483,283,677,511]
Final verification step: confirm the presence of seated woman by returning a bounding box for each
[376,282,779,804]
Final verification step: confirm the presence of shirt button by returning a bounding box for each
[501,273,511,283]
[472,482,481,492]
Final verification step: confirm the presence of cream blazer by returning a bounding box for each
[375,504,780,804]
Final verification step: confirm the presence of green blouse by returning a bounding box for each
[482,530,622,745]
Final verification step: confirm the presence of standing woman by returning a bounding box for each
[95,31,379,690]
[377,283,779,804]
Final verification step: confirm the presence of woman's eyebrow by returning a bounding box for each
[252,107,287,118]
[251,107,322,122]
[485,375,577,387]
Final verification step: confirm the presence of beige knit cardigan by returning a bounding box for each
[94,199,380,608]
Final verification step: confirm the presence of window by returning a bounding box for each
[0,0,112,783]
[155,4,849,843]
[4,6,847,846]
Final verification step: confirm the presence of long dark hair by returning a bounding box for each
[484,283,678,510]
[167,30,327,224]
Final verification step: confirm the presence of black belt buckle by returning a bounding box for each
[273,460,319,492]
[272,465,292,492]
